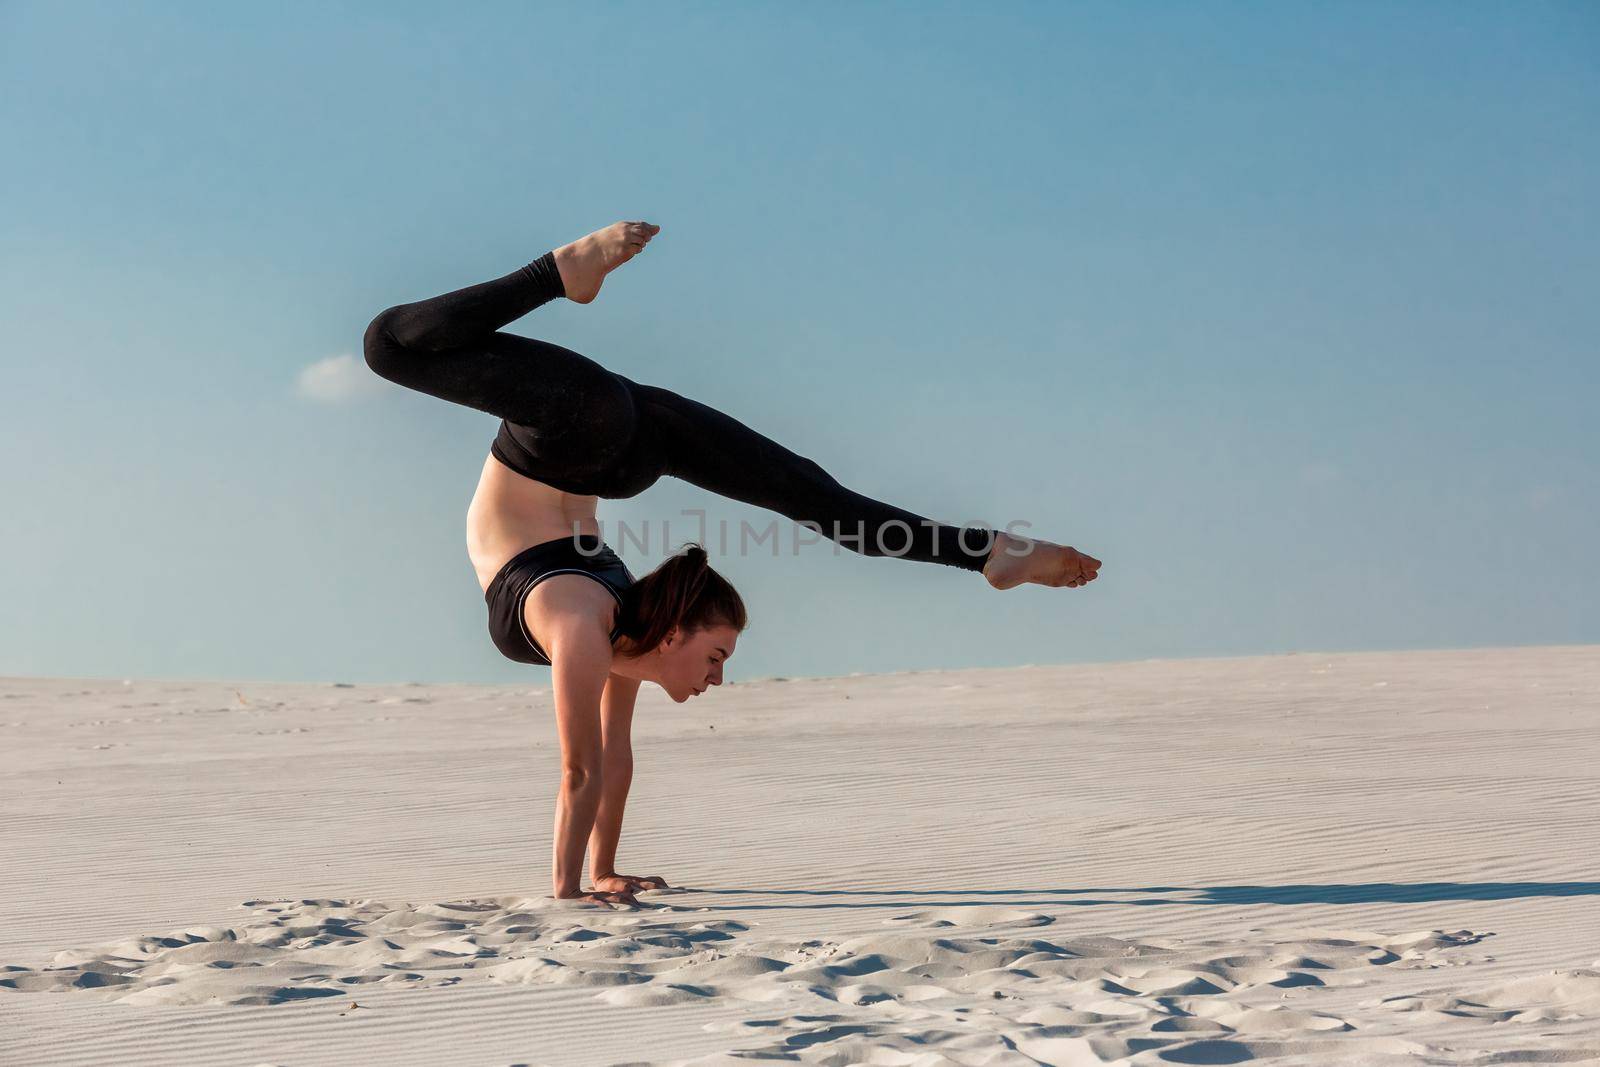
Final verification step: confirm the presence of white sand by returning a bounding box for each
[3,645,1599,1065]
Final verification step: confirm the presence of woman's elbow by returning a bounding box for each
[560,762,603,793]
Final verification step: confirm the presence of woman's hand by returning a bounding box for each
[556,887,639,907]
[592,872,669,895]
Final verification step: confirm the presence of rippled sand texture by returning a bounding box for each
[3,645,1598,1065]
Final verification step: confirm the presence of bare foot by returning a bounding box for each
[553,220,661,304]
[982,531,1102,590]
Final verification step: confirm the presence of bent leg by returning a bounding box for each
[368,254,568,356]
[364,252,640,483]
[636,385,995,572]
[366,252,572,416]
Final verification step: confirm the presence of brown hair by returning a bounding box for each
[614,543,746,655]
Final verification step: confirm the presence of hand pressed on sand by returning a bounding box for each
[593,872,670,895]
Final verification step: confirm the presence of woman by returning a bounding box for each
[364,221,1102,906]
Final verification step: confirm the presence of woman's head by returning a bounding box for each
[614,544,746,702]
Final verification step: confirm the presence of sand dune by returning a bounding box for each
[3,646,1599,1064]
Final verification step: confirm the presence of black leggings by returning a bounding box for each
[363,252,996,571]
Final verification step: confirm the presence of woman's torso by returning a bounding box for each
[467,451,603,593]
[469,452,638,667]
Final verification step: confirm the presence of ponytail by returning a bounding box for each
[615,543,747,655]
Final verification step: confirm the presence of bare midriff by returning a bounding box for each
[466,452,602,593]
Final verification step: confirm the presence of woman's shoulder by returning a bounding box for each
[523,574,622,663]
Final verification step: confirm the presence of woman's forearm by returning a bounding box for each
[552,772,606,897]
[587,757,634,878]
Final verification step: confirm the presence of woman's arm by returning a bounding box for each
[544,617,630,902]
[586,674,640,882]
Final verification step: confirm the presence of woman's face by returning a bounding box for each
[656,623,739,703]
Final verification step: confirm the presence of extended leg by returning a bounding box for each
[635,385,997,572]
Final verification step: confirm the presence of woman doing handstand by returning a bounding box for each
[364,221,1103,905]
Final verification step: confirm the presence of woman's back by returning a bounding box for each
[466,452,604,593]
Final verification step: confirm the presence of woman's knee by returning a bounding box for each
[362,307,410,382]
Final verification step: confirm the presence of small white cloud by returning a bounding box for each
[1525,485,1563,511]
[296,353,389,404]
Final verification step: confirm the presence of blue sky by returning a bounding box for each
[3,1,1596,684]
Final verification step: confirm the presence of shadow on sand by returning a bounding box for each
[684,881,1600,910]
